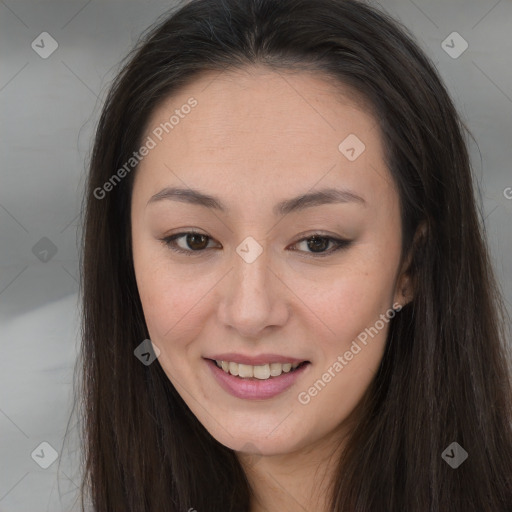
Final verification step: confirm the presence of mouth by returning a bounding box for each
[204,357,311,400]
[208,358,310,380]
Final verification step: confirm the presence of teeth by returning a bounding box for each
[214,360,303,379]
[238,363,253,378]
[254,364,270,379]
[229,361,239,376]
[270,362,282,376]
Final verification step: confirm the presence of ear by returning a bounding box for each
[393,221,427,308]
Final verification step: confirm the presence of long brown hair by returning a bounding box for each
[76,0,512,510]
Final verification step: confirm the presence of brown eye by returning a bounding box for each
[291,235,352,257]
[184,233,210,250]
[161,231,351,258]
[305,235,331,253]
[162,231,217,256]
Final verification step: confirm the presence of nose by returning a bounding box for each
[217,242,289,338]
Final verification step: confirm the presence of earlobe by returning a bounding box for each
[393,244,415,307]
[394,274,413,307]
[393,220,428,307]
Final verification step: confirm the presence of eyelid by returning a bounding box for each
[161,230,218,256]
[289,235,351,258]
[160,230,352,257]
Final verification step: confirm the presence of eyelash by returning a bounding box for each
[160,231,352,258]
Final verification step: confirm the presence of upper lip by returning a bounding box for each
[205,353,309,366]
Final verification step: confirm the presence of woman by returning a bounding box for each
[77,0,512,510]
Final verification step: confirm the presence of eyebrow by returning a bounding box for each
[147,186,366,215]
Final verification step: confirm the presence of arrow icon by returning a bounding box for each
[134,339,160,365]
[338,134,365,161]
[31,32,59,59]
[31,441,58,468]
[32,237,58,261]
[236,237,263,263]
[441,32,468,59]
[441,441,468,468]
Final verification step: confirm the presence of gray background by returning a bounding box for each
[1,0,511,510]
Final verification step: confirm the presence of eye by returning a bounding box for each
[161,231,218,256]
[289,234,352,257]
[160,231,352,257]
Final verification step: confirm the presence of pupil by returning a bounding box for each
[188,234,207,250]
[308,236,328,253]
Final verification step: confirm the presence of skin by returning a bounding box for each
[131,66,413,512]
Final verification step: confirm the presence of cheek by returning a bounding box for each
[296,258,397,399]
[132,245,217,355]
[296,283,392,430]
[136,271,192,342]
[292,259,396,347]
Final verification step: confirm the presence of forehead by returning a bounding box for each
[134,66,393,213]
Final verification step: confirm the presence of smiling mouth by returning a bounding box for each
[208,359,310,380]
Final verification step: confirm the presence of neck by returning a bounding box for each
[239,426,348,512]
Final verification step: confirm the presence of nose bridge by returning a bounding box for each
[218,236,287,336]
[232,236,272,308]
[235,238,270,292]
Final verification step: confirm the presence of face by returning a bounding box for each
[131,66,409,458]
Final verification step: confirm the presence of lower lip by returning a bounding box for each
[205,358,311,400]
